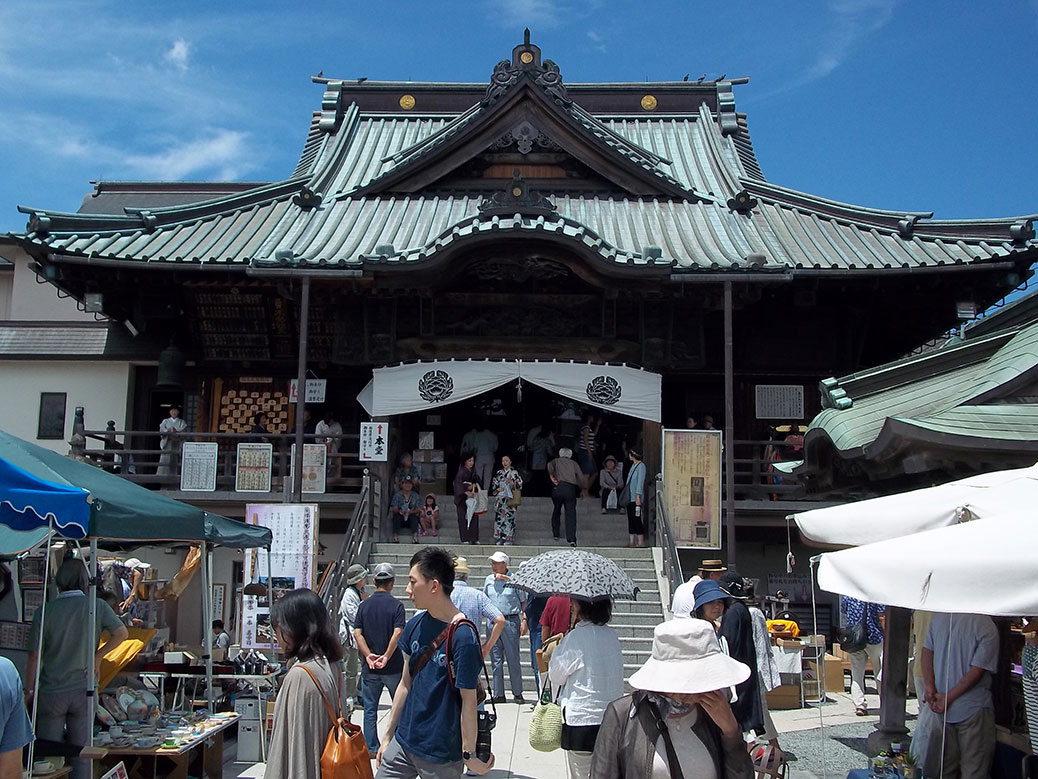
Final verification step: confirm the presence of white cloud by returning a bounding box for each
[124,130,253,180]
[586,30,607,53]
[747,0,897,103]
[804,0,896,82]
[164,38,190,71]
[493,0,560,28]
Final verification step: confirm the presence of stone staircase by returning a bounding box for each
[364,495,666,691]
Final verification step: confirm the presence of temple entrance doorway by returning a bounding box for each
[389,381,642,500]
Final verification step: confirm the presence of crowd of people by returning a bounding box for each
[264,548,766,779]
[383,436,647,551]
[0,545,1011,779]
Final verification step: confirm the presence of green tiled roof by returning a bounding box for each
[9,60,1038,274]
[804,321,1038,459]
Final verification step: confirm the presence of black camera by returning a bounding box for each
[476,710,496,763]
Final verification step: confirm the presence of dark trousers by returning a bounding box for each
[551,482,578,542]
[456,497,479,542]
[626,501,645,535]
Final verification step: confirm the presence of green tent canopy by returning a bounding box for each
[0,430,271,551]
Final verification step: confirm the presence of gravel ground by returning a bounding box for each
[780,719,878,777]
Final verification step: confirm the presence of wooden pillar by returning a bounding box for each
[723,282,737,565]
[292,276,311,501]
[370,416,392,541]
[867,605,911,754]
[642,421,662,542]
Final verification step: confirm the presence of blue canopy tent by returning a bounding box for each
[0,430,272,765]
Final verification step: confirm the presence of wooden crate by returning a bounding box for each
[765,684,802,710]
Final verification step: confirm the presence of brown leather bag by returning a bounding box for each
[300,664,373,779]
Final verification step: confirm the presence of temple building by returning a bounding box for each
[3,33,1036,564]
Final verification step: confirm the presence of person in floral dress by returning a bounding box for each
[491,454,524,545]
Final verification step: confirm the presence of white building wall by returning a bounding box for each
[5,246,94,322]
[0,361,131,452]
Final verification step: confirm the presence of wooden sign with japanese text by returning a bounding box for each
[360,421,389,461]
[661,429,722,549]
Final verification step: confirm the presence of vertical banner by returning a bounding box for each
[235,443,273,492]
[241,504,319,649]
[291,443,328,493]
[180,442,219,491]
[661,429,722,549]
[359,421,389,461]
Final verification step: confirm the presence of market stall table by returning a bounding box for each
[94,713,239,779]
[168,672,279,760]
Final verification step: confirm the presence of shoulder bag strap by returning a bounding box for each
[299,663,340,723]
[411,621,452,678]
[646,700,686,779]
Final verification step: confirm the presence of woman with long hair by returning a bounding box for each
[548,598,625,779]
[266,588,344,779]
[453,451,481,544]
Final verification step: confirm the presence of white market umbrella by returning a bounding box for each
[815,512,1038,616]
[793,463,1038,547]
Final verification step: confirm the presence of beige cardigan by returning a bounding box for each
[265,657,340,779]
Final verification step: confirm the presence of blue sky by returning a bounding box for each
[1,0,1036,234]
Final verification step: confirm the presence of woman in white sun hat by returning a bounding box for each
[590,619,754,779]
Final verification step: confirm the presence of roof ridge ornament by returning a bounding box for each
[478,169,558,218]
[483,30,569,106]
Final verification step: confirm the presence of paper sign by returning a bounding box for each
[360,421,389,461]
[242,504,319,649]
[289,378,327,404]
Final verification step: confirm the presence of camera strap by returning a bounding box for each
[446,617,496,719]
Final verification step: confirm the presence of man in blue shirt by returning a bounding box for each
[0,655,33,779]
[483,552,526,704]
[376,547,493,779]
[840,595,885,716]
[390,480,423,543]
[355,562,407,756]
[922,613,999,779]
[449,557,504,660]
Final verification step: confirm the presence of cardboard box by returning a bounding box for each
[163,650,198,665]
[765,684,802,710]
[212,649,227,663]
[807,654,846,694]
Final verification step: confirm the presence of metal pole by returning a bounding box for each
[199,543,215,710]
[292,275,311,501]
[87,539,98,747]
[723,281,737,565]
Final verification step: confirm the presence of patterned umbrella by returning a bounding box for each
[511,549,639,601]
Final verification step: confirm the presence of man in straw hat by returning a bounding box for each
[670,559,727,619]
[590,619,754,779]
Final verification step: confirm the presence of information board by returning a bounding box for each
[291,443,327,493]
[661,429,722,549]
[241,504,319,649]
[180,442,219,491]
[235,443,273,492]
[754,384,805,420]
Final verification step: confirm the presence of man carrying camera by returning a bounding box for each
[376,547,494,778]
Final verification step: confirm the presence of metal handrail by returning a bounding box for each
[654,477,683,603]
[320,469,380,618]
